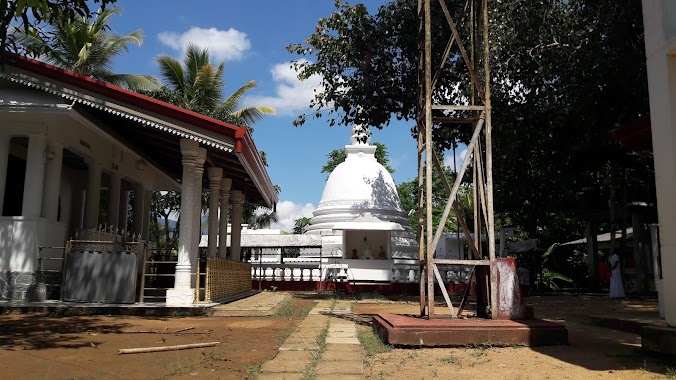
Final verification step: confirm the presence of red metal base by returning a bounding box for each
[373,313,568,347]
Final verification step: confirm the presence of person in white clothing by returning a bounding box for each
[609,250,625,299]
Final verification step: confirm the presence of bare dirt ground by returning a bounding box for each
[0,297,315,380]
[1,293,674,380]
[353,294,676,380]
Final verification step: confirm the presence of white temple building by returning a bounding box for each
[0,55,277,304]
[302,126,419,283]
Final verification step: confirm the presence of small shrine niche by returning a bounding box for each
[344,230,389,260]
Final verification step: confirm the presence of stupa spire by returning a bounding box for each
[350,124,372,145]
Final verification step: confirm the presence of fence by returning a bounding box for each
[203,258,252,302]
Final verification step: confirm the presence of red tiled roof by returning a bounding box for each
[2,54,277,208]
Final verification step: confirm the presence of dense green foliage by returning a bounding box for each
[289,0,653,248]
[396,164,473,236]
[321,141,395,177]
[1,0,117,57]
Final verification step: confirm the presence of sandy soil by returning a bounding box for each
[0,298,314,380]
[353,295,676,380]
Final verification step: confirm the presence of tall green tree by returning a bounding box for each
[153,44,275,127]
[289,0,651,246]
[15,6,159,91]
[321,141,395,177]
[397,164,474,237]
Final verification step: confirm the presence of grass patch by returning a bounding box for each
[273,300,295,318]
[666,367,676,379]
[357,326,392,357]
[465,343,495,358]
[439,355,459,364]
[274,300,315,319]
[199,350,220,363]
[301,320,331,380]
[167,356,194,376]
[242,363,262,379]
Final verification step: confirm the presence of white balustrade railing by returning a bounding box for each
[251,264,323,282]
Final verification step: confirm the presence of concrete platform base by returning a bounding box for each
[373,313,568,347]
[642,325,676,355]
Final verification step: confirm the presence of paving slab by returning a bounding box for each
[258,298,365,380]
[322,350,364,362]
[315,360,364,375]
[288,331,322,339]
[282,337,319,345]
[279,342,320,351]
[324,344,365,354]
[326,337,361,344]
[211,291,291,317]
[261,358,307,373]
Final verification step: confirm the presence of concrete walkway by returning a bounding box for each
[210,291,292,317]
[256,299,365,380]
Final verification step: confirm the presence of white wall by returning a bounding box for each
[0,217,66,272]
[643,0,676,326]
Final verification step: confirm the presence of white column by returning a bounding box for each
[21,134,47,217]
[41,141,63,221]
[0,134,10,216]
[230,190,244,261]
[643,3,676,326]
[107,173,121,229]
[207,167,223,258]
[119,189,131,234]
[166,139,205,305]
[192,153,206,257]
[132,182,145,237]
[218,178,232,258]
[84,160,102,229]
[142,189,152,241]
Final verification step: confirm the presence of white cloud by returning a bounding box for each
[243,59,324,116]
[261,200,315,233]
[157,27,251,62]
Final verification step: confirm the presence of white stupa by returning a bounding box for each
[303,125,419,283]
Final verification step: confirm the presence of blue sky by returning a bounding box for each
[106,0,465,231]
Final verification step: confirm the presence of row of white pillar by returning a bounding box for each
[0,133,150,238]
[167,139,246,305]
[0,134,245,305]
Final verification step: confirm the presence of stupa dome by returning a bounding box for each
[317,145,403,213]
[306,125,412,237]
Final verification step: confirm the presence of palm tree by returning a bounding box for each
[293,217,311,235]
[17,7,159,91]
[250,211,278,230]
[156,44,275,126]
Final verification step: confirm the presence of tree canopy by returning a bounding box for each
[321,141,395,177]
[1,0,117,58]
[289,0,652,245]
